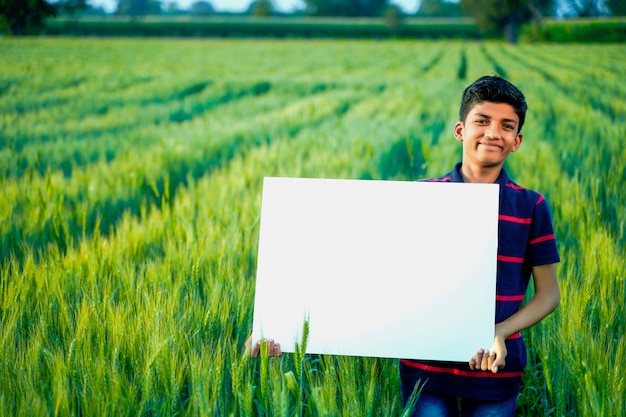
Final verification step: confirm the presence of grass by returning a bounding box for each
[0,37,624,416]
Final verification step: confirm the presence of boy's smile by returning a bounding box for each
[454,101,523,171]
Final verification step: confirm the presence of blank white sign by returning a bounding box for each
[251,177,499,362]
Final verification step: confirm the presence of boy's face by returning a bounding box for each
[454,101,523,170]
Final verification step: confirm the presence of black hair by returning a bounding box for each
[459,76,528,132]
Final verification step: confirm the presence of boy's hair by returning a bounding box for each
[459,75,528,132]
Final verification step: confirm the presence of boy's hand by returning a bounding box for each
[469,334,507,373]
[245,336,282,358]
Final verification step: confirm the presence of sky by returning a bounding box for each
[91,0,421,14]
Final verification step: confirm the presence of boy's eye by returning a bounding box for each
[503,124,515,130]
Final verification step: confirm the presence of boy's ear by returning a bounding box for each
[454,121,464,142]
[512,132,523,152]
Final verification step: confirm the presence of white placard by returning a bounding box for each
[251,177,499,362]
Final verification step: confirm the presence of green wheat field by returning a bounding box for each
[1,38,624,416]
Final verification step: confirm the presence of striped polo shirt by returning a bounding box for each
[399,162,560,401]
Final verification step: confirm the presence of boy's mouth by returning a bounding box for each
[478,142,501,150]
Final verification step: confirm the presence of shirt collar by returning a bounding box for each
[451,162,510,186]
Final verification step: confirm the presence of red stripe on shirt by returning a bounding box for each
[496,294,525,301]
[499,214,532,224]
[505,183,525,191]
[400,360,524,378]
[497,255,524,263]
[428,176,451,182]
[530,234,555,244]
[536,195,545,205]
[507,332,522,340]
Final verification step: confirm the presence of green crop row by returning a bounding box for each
[0,38,624,416]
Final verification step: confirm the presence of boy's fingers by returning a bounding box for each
[488,351,496,372]
[469,355,477,370]
[472,349,501,372]
[471,349,486,370]
[267,340,282,357]
[480,349,490,371]
[251,342,261,358]
[493,356,506,373]
[250,339,282,358]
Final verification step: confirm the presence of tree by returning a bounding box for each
[190,0,214,15]
[560,0,606,16]
[190,0,213,15]
[607,0,626,15]
[460,0,554,43]
[116,0,161,17]
[417,0,462,17]
[384,3,403,30]
[0,0,56,35]
[162,1,181,14]
[55,0,88,17]
[303,0,389,17]
[249,0,273,16]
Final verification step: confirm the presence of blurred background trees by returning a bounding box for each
[303,0,389,17]
[606,0,626,15]
[417,0,461,17]
[0,0,56,34]
[562,0,606,16]
[115,0,161,16]
[461,0,555,43]
[189,0,214,15]
[249,0,273,17]
[383,3,404,29]
[0,0,624,38]
[55,0,88,16]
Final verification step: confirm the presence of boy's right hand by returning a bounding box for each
[245,336,282,358]
[468,334,507,373]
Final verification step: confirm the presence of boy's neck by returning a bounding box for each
[460,163,503,184]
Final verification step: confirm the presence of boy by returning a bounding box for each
[399,75,561,416]
[248,75,561,416]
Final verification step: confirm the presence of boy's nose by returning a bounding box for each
[485,127,500,138]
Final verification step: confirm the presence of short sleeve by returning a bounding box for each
[527,195,560,266]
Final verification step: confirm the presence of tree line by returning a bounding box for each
[1,0,625,42]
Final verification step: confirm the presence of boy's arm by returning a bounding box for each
[496,263,560,339]
[470,263,560,373]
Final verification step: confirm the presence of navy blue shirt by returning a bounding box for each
[400,163,561,401]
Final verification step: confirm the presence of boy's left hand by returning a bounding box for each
[469,334,507,373]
